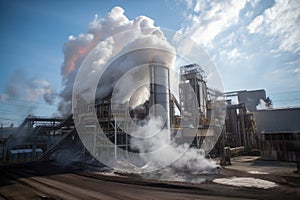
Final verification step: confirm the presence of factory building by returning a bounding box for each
[74,63,225,162]
[179,64,207,120]
[224,102,258,150]
[225,89,300,166]
[1,63,299,167]
[253,108,300,162]
[174,64,224,155]
[237,90,268,112]
[223,90,264,150]
[0,64,262,164]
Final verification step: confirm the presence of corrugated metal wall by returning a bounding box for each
[253,108,300,132]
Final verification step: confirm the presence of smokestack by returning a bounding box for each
[149,63,170,130]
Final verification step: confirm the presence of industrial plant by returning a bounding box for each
[0,63,299,166]
[2,63,223,164]
[1,1,300,198]
[1,63,299,199]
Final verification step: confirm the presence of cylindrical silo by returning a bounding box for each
[149,63,170,130]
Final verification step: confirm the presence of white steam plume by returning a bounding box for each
[130,117,217,177]
[256,99,269,110]
[59,6,175,115]
[94,35,175,108]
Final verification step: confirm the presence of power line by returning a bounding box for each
[0,101,57,108]
[272,98,300,102]
[0,111,36,116]
[0,116,24,121]
[268,89,300,95]
[0,103,57,112]
[0,106,56,112]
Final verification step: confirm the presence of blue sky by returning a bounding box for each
[0,0,299,126]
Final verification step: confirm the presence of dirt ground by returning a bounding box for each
[0,157,299,200]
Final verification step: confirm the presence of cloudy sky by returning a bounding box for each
[0,0,299,126]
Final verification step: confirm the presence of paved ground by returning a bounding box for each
[226,156,297,175]
[0,158,299,200]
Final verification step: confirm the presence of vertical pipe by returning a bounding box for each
[93,126,96,154]
[239,105,246,148]
[114,119,117,160]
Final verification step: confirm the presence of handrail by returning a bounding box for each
[40,128,76,160]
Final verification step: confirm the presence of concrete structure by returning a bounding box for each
[175,64,225,156]
[238,90,267,111]
[224,102,258,150]
[179,64,207,120]
[225,89,268,112]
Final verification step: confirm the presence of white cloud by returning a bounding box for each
[247,0,300,54]
[247,15,263,33]
[245,10,254,18]
[227,48,241,60]
[193,0,203,13]
[262,66,300,89]
[220,47,244,62]
[285,58,300,66]
[183,0,246,46]
[184,0,193,9]
[290,68,300,79]
[179,0,300,104]
[249,0,260,8]
[220,32,236,48]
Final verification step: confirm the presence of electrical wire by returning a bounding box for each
[268,89,300,95]
[272,98,300,102]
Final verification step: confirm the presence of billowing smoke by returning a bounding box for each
[256,98,272,110]
[96,36,175,108]
[4,69,56,105]
[59,6,175,116]
[130,117,217,176]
